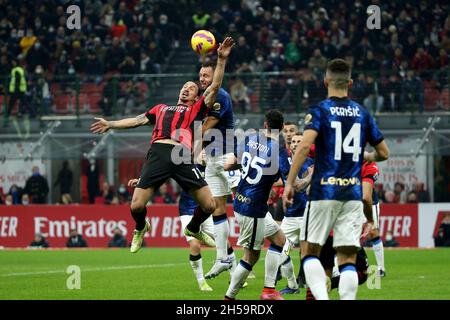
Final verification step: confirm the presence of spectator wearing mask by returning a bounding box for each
[66,229,88,248]
[24,166,49,204]
[29,233,49,248]
[108,227,127,248]
[117,183,130,204]
[153,183,175,204]
[101,182,115,205]
[4,194,14,206]
[393,182,407,204]
[21,194,30,205]
[384,231,399,247]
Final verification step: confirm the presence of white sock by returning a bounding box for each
[213,217,229,260]
[338,264,358,300]
[189,256,205,282]
[372,238,385,271]
[281,256,298,289]
[228,251,237,275]
[226,260,251,298]
[265,245,282,288]
[303,256,329,300]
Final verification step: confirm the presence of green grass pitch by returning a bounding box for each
[0,248,449,300]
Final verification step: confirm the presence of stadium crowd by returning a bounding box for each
[0,0,449,116]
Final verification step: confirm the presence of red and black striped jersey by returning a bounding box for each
[145,96,208,149]
[361,161,379,187]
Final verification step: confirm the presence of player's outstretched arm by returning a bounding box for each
[203,37,235,107]
[364,140,389,162]
[283,129,317,210]
[90,113,149,134]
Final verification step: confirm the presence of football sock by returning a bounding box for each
[131,207,147,231]
[338,263,358,300]
[265,244,283,288]
[281,256,299,289]
[213,214,229,260]
[187,206,210,233]
[302,255,329,300]
[189,254,205,282]
[372,236,385,271]
[226,260,252,299]
[228,248,237,274]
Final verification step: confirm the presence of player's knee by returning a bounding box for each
[202,198,216,215]
[369,229,379,239]
[130,199,146,213]
[189,241,201,255]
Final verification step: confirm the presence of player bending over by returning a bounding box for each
[223,110,293,301]
[91,37,235,253]
[283,58,389,300]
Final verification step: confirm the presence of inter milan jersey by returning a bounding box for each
[234,133,290,218]
[304,97,384,201]
[362,161,380,205]
[204,88,235,156]
[178,165,206,215]
[285,156,314,218]
[145,96,209,149]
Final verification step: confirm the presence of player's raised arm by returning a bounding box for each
[203,37,235,108]
[283,129,317,210]
[90,113,150,134]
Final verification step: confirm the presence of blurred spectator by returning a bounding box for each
[393,182,407,204]
[434,227,450,247]
[7,59,27,118]
[108,227,127,248]
[192,9,210,30]
[31,65,51,115]
[8,184,23,204]
[98,75,116,116]
[380,74,402,112]
[308,48,327,74]
[230,78,250,114]
[363,75,384,114]
[54,160,73,200]
[101,181,115,205]
[66,229,88,248]
[117,183,131,204]
[19,28,36,55]
[29,233,49,248]
[413,182,430,202]
[21,194,30,205]
[24,166,49,204]
[60,193,73,205]
[402,70,424,113]
[384,231,400,247]
[411,47,435,73]
[4,194,13,206]
[153,183,175,204]
[406,191,418,203]
[87,159,100,204]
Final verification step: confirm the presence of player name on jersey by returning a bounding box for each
[329,106,361,117]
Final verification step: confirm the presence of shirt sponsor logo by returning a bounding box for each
[235,192,252,204]
[320,177,361,186]
[161,105,189,112]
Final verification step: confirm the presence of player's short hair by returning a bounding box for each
[284,121,298,127]
[201,61,216,71]
[326,59,351,89]
[265,109,284,130]
[293,131,303,137]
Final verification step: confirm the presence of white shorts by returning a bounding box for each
[300,200,363,248]
[234,211,265,250]
[180,215,214,242]
[280,216,303,246]
[264,212,281,238]
[361,203,380,229]
[205,153,241,197]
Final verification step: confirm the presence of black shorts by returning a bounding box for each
[320,235,369,273]
[136,143,208,192]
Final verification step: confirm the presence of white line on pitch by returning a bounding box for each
[1,262,187,277]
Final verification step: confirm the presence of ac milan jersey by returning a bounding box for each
[362,161,380,205]
[145,96,208,149]
[304,96,384,201]
[233,133,290,218]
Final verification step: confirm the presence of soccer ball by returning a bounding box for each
[191,30,216,55]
